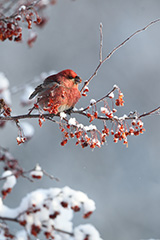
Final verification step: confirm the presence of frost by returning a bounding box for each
[2,170,17,190]
[20,122,34,140]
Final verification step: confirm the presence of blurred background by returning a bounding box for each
[1,0,160,239]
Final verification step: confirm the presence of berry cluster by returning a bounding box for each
[16,186,96,239]
[0,99,11,116]
[0,0,56,46]
[0,99,11,127]
[58,86,145,148]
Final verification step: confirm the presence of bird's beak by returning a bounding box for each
[75,76,82,84]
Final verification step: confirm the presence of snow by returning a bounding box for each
[15,15,22,21]
[83,199,96,213]
[92,138,101,147]
[60,112,67,119]
[108,91,114,98]
[0,232,7,240]
[15,230,27,240]
[119,114,128,120]
[77,123,84,129]
[30,164,43,178]
[84,124,97,132]
[78,107,84,111]
[20,122,34,139]
[19,5,26,11]
[2,170,17,190]
[0,73,11,105]
[74,224,102,240]
[0,197,18,218]
[68,117,76,126]
[100,107,109,114]
[0,186,100,239]
[20,85,35,106]
[90,99,96,105]
[0,89,11,105]
[113,84,118,89]
[0,72,9,92]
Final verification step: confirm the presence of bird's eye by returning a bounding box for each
[68,75,74,79]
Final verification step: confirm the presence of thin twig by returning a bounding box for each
[0,103,160,123]
[0,216,18,223]
[54,227,74,236]
[80,19,160,92]
[139,105,160,118]
[42,169,59,181]
[99,22,103,63]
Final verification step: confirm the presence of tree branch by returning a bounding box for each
[81,18,160,92]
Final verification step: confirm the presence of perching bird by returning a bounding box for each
[29,69,82,115]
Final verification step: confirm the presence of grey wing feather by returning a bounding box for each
[29,84,44,99]
[29,78,60,100]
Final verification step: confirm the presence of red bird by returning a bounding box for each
[29,69,82,115]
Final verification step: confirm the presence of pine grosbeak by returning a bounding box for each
[29,69,82,114]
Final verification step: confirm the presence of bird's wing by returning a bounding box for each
[29,76,60,100]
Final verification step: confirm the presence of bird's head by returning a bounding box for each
[59,69,82,85]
